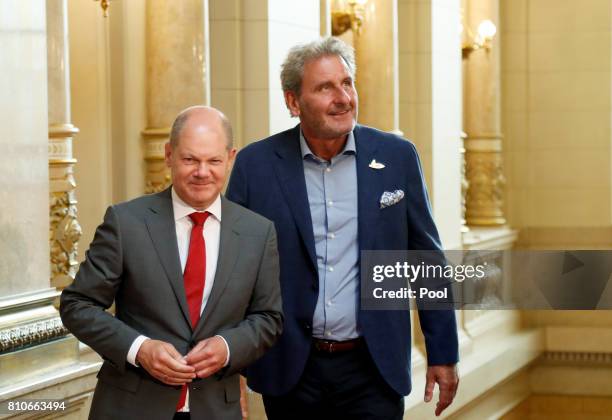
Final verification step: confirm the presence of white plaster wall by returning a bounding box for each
[0,1,51,295]
[399,0,463,249]
[431,0,462,249]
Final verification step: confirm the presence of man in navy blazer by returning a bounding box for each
[227,37,459,419]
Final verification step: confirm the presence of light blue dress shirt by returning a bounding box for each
[300,130,361,341]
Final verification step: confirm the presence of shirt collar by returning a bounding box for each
[171,187,222,222]
[299,129,356,161]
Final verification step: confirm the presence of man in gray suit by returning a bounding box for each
[60,106,283,420]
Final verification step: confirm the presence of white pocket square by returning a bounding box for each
[379,190,405,209]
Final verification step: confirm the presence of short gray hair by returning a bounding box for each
[169,106,233,150]
[280,36,356,97]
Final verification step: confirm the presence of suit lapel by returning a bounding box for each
[144,188,192,329]
[195,196,241,336]
[354,125,383,252]
[270,125,383,266]
[272,125,318,271]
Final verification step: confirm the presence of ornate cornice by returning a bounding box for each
[48,123,79,138]
[142,127,170,141]
[543,351,612,365]
[0,317,69,353]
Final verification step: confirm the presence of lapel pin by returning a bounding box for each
[369,159,385,170]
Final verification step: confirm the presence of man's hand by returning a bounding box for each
[424,364,459,416]
[184,336,228,378]
[136,339,196,386]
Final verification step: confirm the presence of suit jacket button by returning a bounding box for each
[304,323,311,330]
[189,340,196,348]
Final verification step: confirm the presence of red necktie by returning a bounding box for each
[177,211,209,411]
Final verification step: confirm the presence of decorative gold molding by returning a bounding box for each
[464,137,506,226]
[0,317,68,353]
[49,124,78,162]
[49,159,78,165]
[460,133,469,233]
[48,121,80,290]
[94,0,111,18]
[48,123,79,138]
[145,165,172,194]
[465,133,505,141]
[49,189,82,290]
[543,351,612,365]
[142,127,171,194]
[142,127,171,139]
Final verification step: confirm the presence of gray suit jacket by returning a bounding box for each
[60,188,283,420]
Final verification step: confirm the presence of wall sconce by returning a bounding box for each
[331,0,368,36]
[94,0,111,18]
[462,19,497,59]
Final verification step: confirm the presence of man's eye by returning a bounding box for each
[183,158,195,163]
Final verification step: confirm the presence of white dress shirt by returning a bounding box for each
[126,188,230,411]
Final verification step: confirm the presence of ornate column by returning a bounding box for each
[47,0,81,290]
[143,0,210,193]
[356,0,400,133]
[463,0,505,226]
[332,0,401,134]
[1,0,83,399]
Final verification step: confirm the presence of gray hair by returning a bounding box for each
[169,106,233,150]
[280,36,356,97]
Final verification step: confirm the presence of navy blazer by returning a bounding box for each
[226,124,459,397]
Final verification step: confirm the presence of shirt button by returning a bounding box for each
[326,167,332,173]
[327,300,332,306]
[328,200,334,206]
[328,233,335,239]
[328,266,334,272]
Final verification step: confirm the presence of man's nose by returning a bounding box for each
[194,162,211,177]
[333,86,351,104]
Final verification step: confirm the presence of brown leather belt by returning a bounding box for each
[312,337,363,353]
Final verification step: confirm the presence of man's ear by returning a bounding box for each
[284,91,300,117]
[164,142,172,168]
[228,147,237,162]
